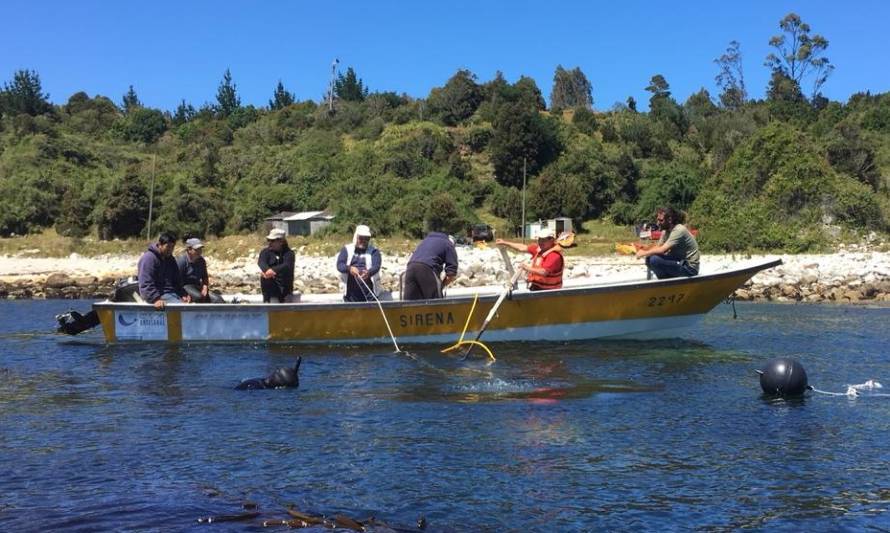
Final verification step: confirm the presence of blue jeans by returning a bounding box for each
[159,292,182,303]
[646,255,697,279]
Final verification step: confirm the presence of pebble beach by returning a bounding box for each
[1,244,888,304]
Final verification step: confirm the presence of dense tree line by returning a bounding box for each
[0,13,888,251]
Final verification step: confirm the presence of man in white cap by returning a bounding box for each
[336,224,382,302]
[176,237,223,303]
[495,227,565,290]
[258,228,295,303]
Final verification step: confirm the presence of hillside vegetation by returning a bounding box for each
[1,13,888,253]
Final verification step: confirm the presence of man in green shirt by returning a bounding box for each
[635,207,700,279]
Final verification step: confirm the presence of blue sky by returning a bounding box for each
[2,0,888,112]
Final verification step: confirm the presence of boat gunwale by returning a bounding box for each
[92,258,781,313]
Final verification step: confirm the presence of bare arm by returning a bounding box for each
[636,242,672,258]
[496,239,528,253]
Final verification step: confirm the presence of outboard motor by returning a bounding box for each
[56,309,101,335]
[57,276,141,335]
[112,276,140,302]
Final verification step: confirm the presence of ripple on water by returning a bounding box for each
[1,301,890,530]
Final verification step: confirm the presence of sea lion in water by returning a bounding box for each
[235,357,301,390]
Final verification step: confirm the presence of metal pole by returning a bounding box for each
[521,157,527,240]
[146,155,155,240]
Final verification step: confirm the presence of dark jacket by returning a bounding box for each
[137,243,185,303]
[176,254,209,287]
[408,232,458,277]
[336,244,382,301]
[258,245,295,299]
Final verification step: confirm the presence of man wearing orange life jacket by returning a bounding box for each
[496,228,564,290]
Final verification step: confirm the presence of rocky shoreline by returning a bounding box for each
[1,246,889,304]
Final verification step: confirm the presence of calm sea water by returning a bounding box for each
[1,300,889,532]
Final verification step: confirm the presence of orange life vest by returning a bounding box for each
[527,246,564,290]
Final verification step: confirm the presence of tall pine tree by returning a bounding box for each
[121,85,142,114]
[334,67,368,102]
[216,69,241,117]
[1,69,52,116]
[269,80,295,110]
[172,99,195,125]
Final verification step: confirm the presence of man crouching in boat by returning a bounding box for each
[496,228,564,290]
[404,227,458,300]
[336,224,382,302]
[635,206,700,279]
[258,228,296,303]
[138,232,191,309]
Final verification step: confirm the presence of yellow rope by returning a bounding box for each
[457,293,478,343]
[441,340,495,361]
[440,292,496,362]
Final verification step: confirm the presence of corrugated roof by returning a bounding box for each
[283,210,335,221]
[265,211,297,220]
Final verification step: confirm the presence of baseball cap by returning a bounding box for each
[185,238,204,249]
[536,228,555,239]
[266,228,286,240]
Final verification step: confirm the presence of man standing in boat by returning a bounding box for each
[176,238,224,303]
[403,227,458,300]
[258,228,296,303]
[635,207,700,279]
[496,228,564,290]
[336,224,382,302]
[137,232,191,309]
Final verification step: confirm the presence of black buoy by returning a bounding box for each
[757,357,809,396]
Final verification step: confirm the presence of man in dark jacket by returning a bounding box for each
[176,237,224,303]
[137,233,191,309]
[258,228,296,303]
[403,231,458,300]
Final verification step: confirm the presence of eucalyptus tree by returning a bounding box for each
[714,40,747,109]
[765,12,833,99]
[550,65,593,111]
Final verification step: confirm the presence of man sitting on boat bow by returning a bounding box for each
[635,206,700,279]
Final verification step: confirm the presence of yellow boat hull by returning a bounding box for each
[94,259,780,344]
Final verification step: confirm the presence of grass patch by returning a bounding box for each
[9,219,878,259]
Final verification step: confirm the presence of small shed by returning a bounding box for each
[524,217,573,239]
[284,210,335,236]
[265,211,297,234]
[264,210,335,236]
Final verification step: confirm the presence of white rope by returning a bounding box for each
[811,380,890,397]
[355,274,403,355]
